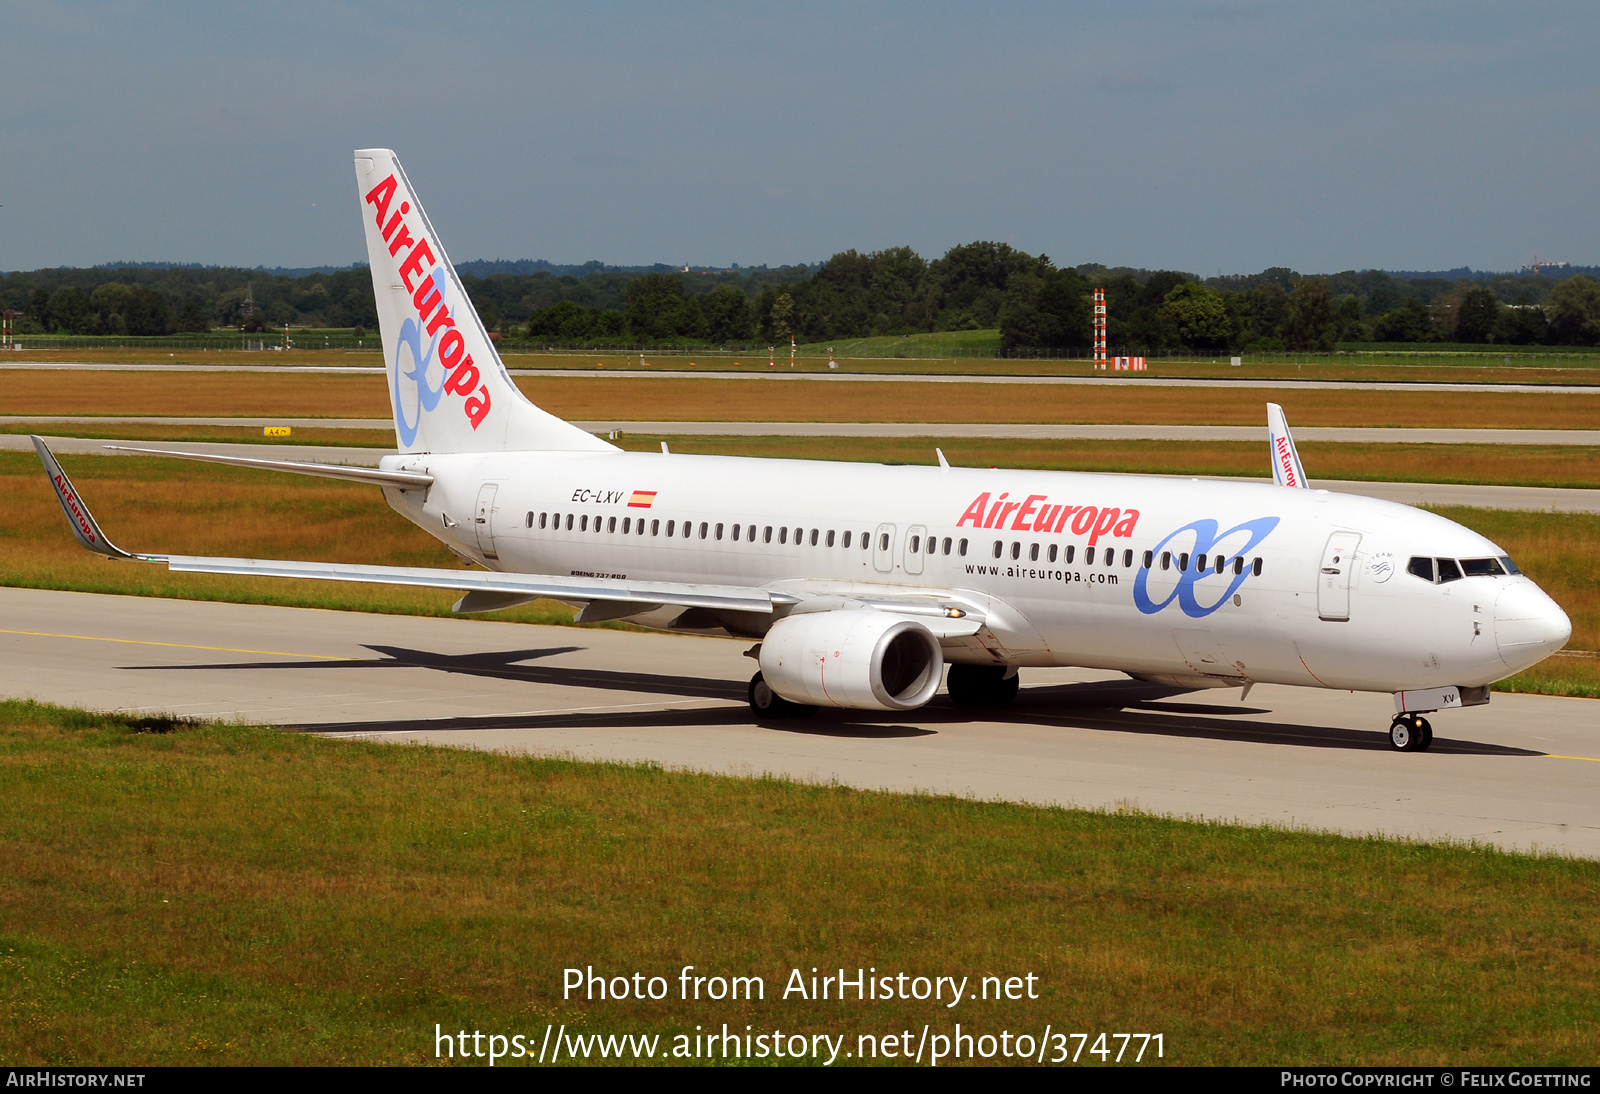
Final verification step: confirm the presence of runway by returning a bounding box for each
[8,433,1600,512]
[7,360,1600,393]
[3,587,1596,858]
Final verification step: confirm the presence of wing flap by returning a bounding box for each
[161,555,786,613]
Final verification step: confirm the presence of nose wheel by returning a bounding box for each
[1389,713,1434,752]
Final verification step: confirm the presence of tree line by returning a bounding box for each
[4,252,1598,351]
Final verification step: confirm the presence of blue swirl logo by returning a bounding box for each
[391,271,446,447]
[1132,516,1280,618]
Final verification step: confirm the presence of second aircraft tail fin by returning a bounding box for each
[353,149,614,456]
[1267,402,1309,488]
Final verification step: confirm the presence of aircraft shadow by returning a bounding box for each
[126,645,1540,756]
[124,643,746,703]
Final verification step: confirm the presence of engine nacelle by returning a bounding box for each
[758,610,944,711]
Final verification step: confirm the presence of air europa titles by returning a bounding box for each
[956,492,1139,547]
[365,174,491,442]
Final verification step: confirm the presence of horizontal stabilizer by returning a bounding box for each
[102,445,433,489]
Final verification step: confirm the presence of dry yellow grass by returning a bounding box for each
[5,369,1599,428]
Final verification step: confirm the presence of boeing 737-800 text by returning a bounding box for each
[33,148,1572,752]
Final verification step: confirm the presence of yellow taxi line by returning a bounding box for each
[0,628,357,661]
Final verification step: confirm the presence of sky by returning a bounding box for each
[2,1,1596,275]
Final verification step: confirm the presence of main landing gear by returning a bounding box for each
[946,664,1020,709]
[748,673,816,720]
[1389,712,1434,752]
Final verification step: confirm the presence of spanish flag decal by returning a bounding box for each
[628,490,657,508]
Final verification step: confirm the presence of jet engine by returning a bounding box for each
[758,609,943,711]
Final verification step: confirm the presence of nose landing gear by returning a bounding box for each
[1389,712,1434,752]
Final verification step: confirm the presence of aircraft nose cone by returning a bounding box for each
[1495,581,1571,669]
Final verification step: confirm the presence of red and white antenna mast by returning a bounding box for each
[1092,288,1107,370]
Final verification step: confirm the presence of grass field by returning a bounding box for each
[2,452,1595,695]
[5,369,1599,429]
[2,698,1598,1066]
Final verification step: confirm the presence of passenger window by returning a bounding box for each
[1407,556,1434,582]
[926,536,935,554]
[1106,550,1115,567]
[810,529,819,547]
[1161,551,1170,570]
[1064,545,1075,564]
[666,520,676,536]
[1436,558,1463,583]
[1232,556,1243,575]
[764,526,773,543]
[1028,543,1039,561]
[796,528,805,545]
[992,541,1003,559]
[841,530,851,548]
[827,530,835,547]
[1197,553,1208,572]
[863,533,871,550]
[580,515,589,532]
[958,538,968,556]
[715,523,724,540]
[1214,554,1224,574]
[1252,557,1263,576]
[880,533,890,551]
[1128,550,1136,568]
[638,520,646,535]
[1048,544,1058,563]
[779,527,788,545]
[540,512,549,529]
[622,517,631,534]
[944,537,953,555]
[1010,542,1021,560]
[651,519,660,536]
[1143,549,1153,568]
[565,514,574,531]
[1178,552,1190,571]
[1085,546,1096,564]
[525,512,534,529]
[699,522,709,539]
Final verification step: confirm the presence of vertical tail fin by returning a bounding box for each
[353,149,613,455]
[1266,402,1309,488]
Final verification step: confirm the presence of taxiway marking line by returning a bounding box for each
[1546,753,1600,763]
[0,628,358,661]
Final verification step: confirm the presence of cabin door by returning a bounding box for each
[474,483,500,560]
[1317,531,1361,621]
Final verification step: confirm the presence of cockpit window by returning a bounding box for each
[1461,557,1504,577]
[1406,556,1434,582]
[1436,558,1463,583]
[1499,555,1521,575]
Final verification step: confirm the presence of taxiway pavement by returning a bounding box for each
[3,587,1596,858]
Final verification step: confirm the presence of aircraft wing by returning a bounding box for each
[32,436,984,631]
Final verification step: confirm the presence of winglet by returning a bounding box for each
[1266,403,1309,488]
[31,437,142,560]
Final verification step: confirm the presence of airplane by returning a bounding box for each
[31,148,1573,753]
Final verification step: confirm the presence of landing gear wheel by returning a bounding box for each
[1389,713,1432,752]
[947,664,1021,708]
[748,673,815,720]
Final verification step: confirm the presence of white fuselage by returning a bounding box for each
[378,448,1570,695]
